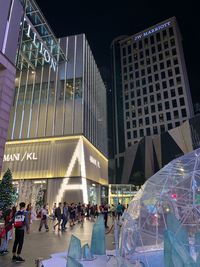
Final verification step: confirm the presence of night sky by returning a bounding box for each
[35,0,199,104]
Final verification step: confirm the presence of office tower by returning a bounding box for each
[111,17,194,183]
[112,17,193,150]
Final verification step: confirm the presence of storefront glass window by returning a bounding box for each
[109,184,140,206]
[59,78,82,100]
[101,186,108,205]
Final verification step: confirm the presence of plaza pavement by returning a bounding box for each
[0,217,115,267]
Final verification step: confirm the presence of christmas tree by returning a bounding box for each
[35,187,44,212]
[0,168,16,215]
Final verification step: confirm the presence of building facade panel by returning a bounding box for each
[0,0,12,50]
[121,115,200,184]
[1,136,108,206]
[4,0,23,64]
[0,0,23,173]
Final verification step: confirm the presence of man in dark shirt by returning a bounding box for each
[53,203,62,231]
[12,202,29,262]
[61,202,68,231]
[69,203,76,227]
[102,204,109,228]
[77,202,81,222]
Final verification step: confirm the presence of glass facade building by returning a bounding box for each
[8,2,107,156]
[1,0,108,208]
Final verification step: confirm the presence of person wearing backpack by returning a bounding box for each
[12,202,29,262]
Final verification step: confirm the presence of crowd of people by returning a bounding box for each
[0,201,127,263]
[50,202,127,230]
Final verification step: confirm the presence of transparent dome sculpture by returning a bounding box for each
[120,148,200,257]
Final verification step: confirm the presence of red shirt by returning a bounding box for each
[5,215,13,232]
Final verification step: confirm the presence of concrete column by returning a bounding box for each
[0,52,16,173]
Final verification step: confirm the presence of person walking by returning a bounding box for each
[116,203,123,220]
[38,205,49,232]
[52,203,57,221]
[110,204,116,221]
[80,204,85,226]
[12,202,29,262]
[102,204,109,228]
[53,203,62,231]
[86,202,91,219]
[94,204,99,219]
[26,203,32,225]
[90,205,95,222]
[61,202,68,231]
[0,207,16,255]
[69,203,76,227]
[77,202,82,223]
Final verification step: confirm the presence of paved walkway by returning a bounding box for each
[0,218,115,267]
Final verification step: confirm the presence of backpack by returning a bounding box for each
[14,211,25,228]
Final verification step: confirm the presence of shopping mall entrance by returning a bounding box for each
[109,184,140,206]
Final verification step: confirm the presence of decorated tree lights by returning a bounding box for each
[0,168,17,215]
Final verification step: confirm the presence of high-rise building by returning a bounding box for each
[113,17,194,148]
[1,0,108,207]
[111,17,194,182]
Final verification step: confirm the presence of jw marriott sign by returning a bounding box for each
[134,21,171,41]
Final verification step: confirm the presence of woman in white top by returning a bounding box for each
[38,205,49,232]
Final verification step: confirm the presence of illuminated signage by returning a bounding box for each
[3,152,38,162]
[134,21,171,41]
[89,155,100,168]
[24,18,57,71]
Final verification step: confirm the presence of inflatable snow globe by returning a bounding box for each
[120,148,200,265]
